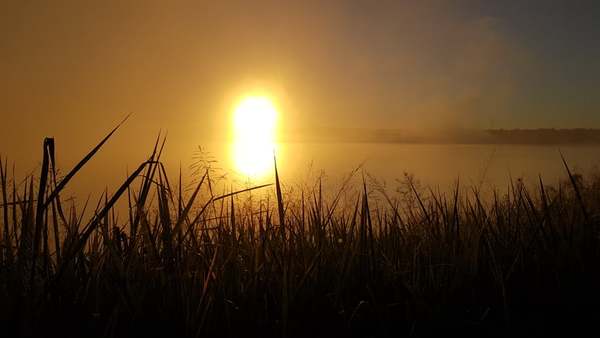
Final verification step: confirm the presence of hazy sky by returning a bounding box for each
[2,0,600,163]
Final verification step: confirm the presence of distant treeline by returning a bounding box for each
[281,127,600,145]
[484,128,600,145]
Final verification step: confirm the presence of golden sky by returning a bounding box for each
[1,1,599,166]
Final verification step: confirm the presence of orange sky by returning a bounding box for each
[1,1,599,168]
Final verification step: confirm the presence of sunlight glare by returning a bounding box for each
[231,96,278,178]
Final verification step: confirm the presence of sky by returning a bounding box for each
[1,0,600,166]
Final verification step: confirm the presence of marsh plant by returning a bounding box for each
[1,122,599,337]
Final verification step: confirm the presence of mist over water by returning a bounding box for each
[7,140,599,216]
[65,143,600,199]
[255,142,600,191]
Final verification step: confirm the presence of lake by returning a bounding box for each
[227,142,599,185]
[12,142,600,207]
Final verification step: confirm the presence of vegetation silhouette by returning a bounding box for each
[1,120,600,337]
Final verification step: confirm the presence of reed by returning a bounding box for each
[1,122,599,337]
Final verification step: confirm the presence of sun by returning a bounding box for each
[231,96,278,178]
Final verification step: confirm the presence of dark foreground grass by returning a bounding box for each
[1,127,600,338]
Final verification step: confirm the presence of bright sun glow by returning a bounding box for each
[231,96,278,178]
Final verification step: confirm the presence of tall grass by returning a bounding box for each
[1,124,600,337]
